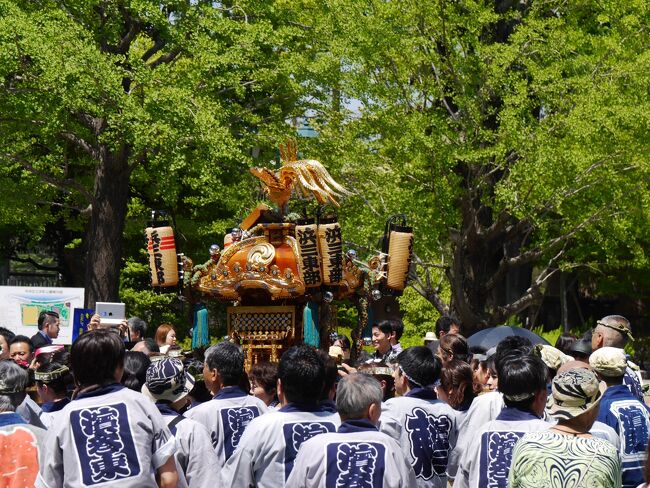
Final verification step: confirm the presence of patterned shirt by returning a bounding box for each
[509,430,621,487]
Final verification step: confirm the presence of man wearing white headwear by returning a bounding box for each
[590,346,650,488]
[591,314,645,401]
[143,357,218,487]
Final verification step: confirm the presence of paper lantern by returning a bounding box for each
[295,220,322,287]
[318,218,343,286]
[386,225,413,291]
[150,226,179,288]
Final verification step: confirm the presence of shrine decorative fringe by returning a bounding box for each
[318,221,343,286]
[303,301,320,348]
[150,226,179,288]
[192,304,210,349]
[295,223,322,287]
[386,229,413,291]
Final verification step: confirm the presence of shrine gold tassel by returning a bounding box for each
[295,223,322,287]
[318,221,343,285]
[145,227,159,287]
[151,226,179,287]
[386,230,413,291]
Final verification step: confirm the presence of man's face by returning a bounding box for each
[129,326,142,342]
[0,335,9,360]
[10,342,32,366]
[372,327,392,354]
[44,317,60,339]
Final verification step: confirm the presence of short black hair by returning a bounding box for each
[0,327,15,344]
[122,351,151,392]
[391,320,404,341]
[38,311,59,330]
[278,345,325,404]
[71,330,125,387]
[10,335,34,353]
[495,336,533,369]
[497,354,546,410]
[317,350,338,401]
[373,321,393,336]
[396,346,441,388]
[435,315,459,336]
[205,341,244,386]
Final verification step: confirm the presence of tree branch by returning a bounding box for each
[148,47,182,68]
[3,153,93,203]
[60,132,99,159]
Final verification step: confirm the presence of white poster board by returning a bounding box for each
[0,286,85,345]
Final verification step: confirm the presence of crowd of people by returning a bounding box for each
[0,311,649,487]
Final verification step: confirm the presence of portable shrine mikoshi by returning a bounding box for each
[145,139,414,370]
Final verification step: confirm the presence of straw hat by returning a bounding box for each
[424,332,436,342]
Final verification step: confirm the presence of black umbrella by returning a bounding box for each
[467,325,550,350]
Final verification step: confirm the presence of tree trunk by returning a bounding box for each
[84,146,131,308]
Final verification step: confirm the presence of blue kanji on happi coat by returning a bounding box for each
[404,407,452,480]
[325,442,386,488]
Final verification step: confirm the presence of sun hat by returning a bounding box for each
[424,332,436,342]
[533,344,573,371]
[142,357,195,403]
[589,347,627,377]
[546,368,606,420]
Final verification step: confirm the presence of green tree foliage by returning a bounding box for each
[1,0,648,337]
[294,0,650,332]
[0,0,315,306]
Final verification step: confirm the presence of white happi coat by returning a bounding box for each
[379,388,458,488]
[38,398,71,430]
[448,391,503,479]
[185,385,268,473]
[18,394,46,429]
[221,403,341,488]
[157,403,219,488]
[36,384,175,488]
[455,407,550,488]
[286,419,416,488]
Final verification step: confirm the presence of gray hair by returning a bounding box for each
[336,373,383,420]
[0,360,28,412]
[127,317,147,337]
[205,341,244,386]
[596,315,630,348]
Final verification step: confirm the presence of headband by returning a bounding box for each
[399,365,425,388]
[597,320,634,341]
[363,366,393,377]
[34,365,70,383]
[503,392,535,402]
